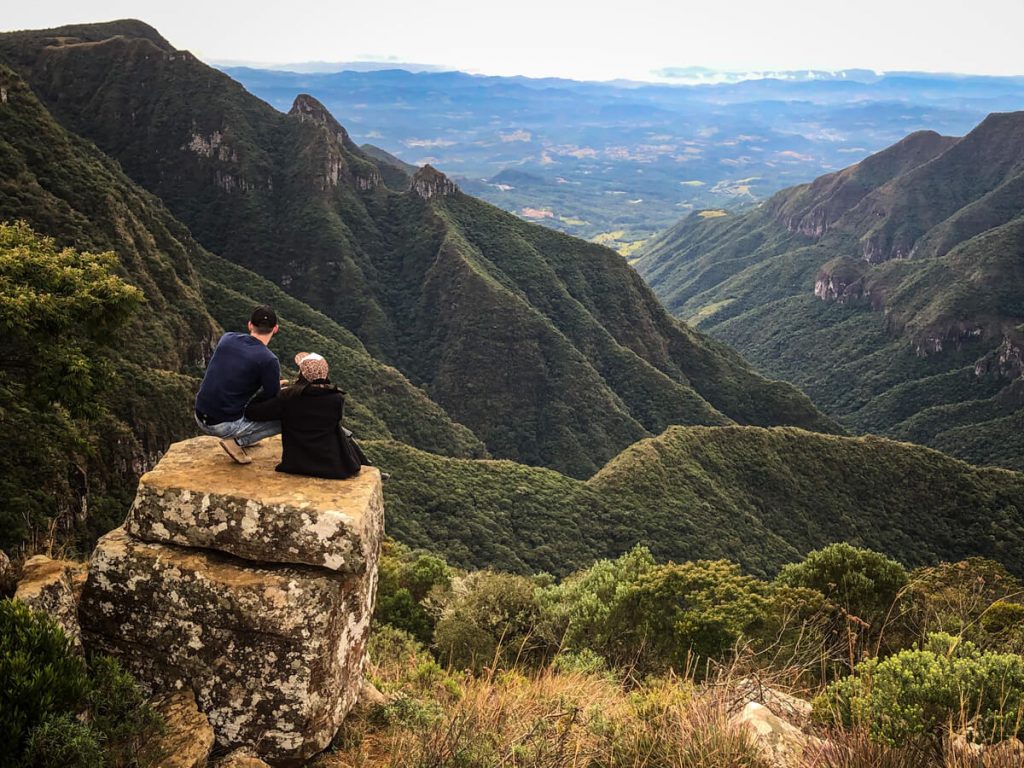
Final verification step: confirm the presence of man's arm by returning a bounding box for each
[245,391,285,422]
[258,356,282,400]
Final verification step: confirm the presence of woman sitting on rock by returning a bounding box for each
[245,352,368,479]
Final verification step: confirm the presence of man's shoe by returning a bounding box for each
[219,438,252,465]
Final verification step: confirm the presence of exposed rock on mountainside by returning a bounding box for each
[411,164,458,199]
[0,20,836,479]
[80,436,383,764]
[637,112,1024,470]
[14,556,87,649]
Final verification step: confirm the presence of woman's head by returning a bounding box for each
[295,351,329,382]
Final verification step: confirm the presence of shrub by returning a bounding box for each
[601,560,774,673]
[85,656,163,767]
[777,543,908,633]
[814,632,1024,746]
[537,545,657,651]
[0,599,91,767]
[899,559,1024,652]
[375,542,452,644]
[22,714,104,768]
[0,600,163,768]
[433,571,548,672]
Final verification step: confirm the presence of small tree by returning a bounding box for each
[777,544,908,632]
[0,221,143,551]
[433,571,547,672]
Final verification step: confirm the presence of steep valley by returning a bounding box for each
[638,115,1024,471]
[1,20,1023,588]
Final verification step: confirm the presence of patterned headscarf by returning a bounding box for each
[294,352,329,382]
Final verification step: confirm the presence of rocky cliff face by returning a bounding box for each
[411,164,459,199]
[79,436,383,766]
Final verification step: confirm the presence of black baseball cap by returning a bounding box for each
[250,304,277,329]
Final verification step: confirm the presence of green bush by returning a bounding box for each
[433,571,548,672]
[537,545,657,651]
[22,714,103,768]
[815,632,1024,746]
[86,656,163,767]
[601,560,777,674]
[777,543,908,630]
[0,599,162,767]
[0,600,91,767]
[900,559,1024,652]
[374,542,452,644]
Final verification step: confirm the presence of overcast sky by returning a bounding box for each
[5,1,1024,81]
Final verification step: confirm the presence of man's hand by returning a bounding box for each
[280,378,291,388]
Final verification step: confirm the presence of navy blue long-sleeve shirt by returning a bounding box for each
[195,332,281,423]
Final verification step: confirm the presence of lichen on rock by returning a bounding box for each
[79,436,383,765]
[14,554,86,649]
[126,436,383,572]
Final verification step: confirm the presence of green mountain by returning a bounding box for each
[0,63,483,550]
[368,425,1024,578]
[0,20,835,479]
[636,114,1024,471]
[359,143,418,191]
[3,25,1024,586]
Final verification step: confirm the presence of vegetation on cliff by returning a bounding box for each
[368,425,1024,579]
[636,113,1024,471]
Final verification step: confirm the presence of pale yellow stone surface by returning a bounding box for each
[126,436,383,572]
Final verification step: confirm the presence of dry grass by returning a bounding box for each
[803,729,1024,768]
[318,649,772,768]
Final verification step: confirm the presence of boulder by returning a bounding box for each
[949,733,1024,763]
[354,679,389,710]
[14,555,86,648]
[731,701,813,768]
[213,750,272,768]
[81,528,377,764]
[0,549,15,595]
[149,689,216,768]
[731,678,813,726]
[126,436,383,572]
[79,435,383,766]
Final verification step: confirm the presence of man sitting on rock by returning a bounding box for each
[194,305,283,464]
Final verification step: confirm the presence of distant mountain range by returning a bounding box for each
[637,112,1024,471]
[220,63,1024,250]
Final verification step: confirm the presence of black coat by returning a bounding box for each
[245,381,364,479]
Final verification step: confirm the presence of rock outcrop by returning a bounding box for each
[214,750,273,768]
[125,436,383,572]
[15,555,87,649]
[732,701,817,768]
[149,689,216,768]
[411,165,458,200]
[79,436,383,766]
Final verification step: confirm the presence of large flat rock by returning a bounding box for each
[79,528,378,766]
[126,436,382,572]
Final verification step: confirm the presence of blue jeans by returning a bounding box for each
[195,413,281,447]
